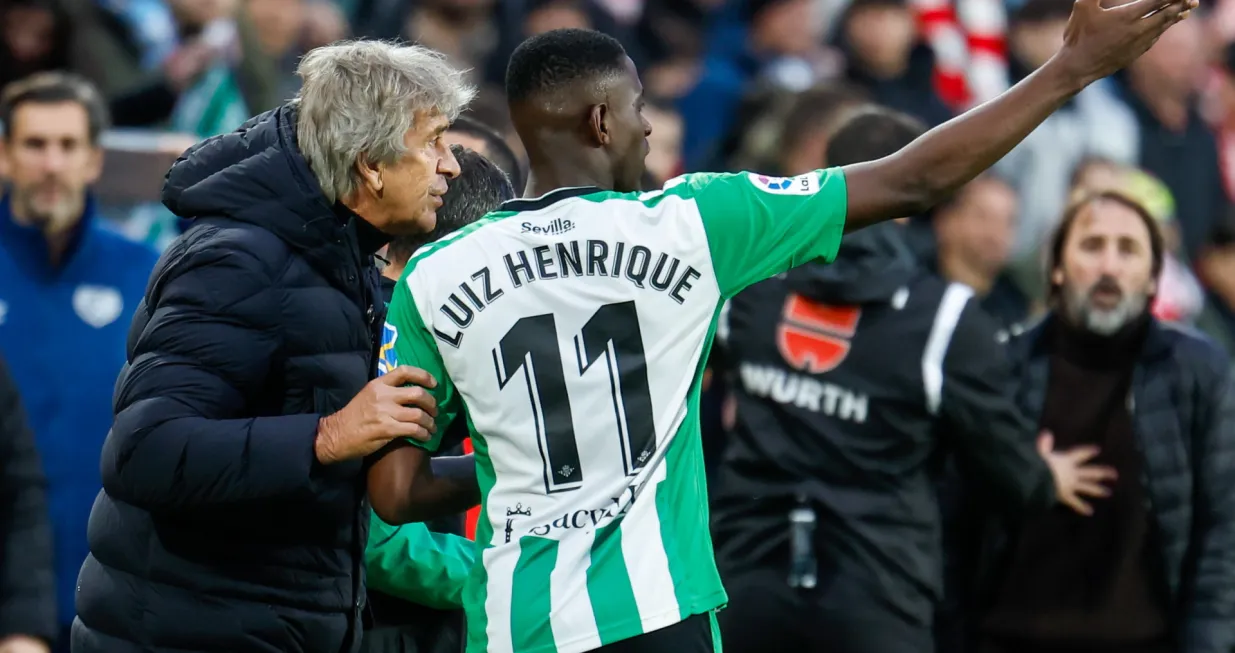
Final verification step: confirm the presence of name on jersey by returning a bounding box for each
[432,239,703,348]
[739,362,869,424]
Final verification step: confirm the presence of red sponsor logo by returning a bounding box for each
[776,295,861,374]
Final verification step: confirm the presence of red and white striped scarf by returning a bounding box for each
[912,0,1010,109]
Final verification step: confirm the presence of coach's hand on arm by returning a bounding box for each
[840,0,1192,232]
[100,247,433,511]
[315,365,439,464]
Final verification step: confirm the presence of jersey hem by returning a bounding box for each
[475,591,728,653]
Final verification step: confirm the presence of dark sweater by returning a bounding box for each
[982,314,1171,649]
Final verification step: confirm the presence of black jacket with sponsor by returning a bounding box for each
[710,223,1054,628]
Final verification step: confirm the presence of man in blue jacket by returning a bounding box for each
[0,72,159,653]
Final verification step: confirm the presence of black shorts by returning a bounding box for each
[718,568,933,653]
[595,613,719,653]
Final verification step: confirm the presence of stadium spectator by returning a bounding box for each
[106,0,283,137]
[0,72,158,653]
[73,41,471,653]
[364,144,513,653]
[972,192,1235,653]
[0,353,55,653]
[442,115,525,196]
[834,0,953,128]
[712,106,1111,653]
[0,0,71,91]
[932,173,1031,329]
[678,0,834,169]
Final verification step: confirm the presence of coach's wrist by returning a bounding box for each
[314,415,342,465]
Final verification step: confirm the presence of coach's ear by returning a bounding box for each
[356,152,384,198]
[587,103,608,148]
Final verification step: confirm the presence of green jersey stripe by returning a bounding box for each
[511,536,559,652]
[586,522,642,646]
[466,415,496,653]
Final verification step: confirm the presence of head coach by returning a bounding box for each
[72,41,475,653]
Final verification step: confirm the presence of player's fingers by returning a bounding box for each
[1137,0,1189,29]
[1072,480,1113,498]
[1063,444,1101,464]
[1111,0,1173,20]
[1078,464,1118,482]
[390,405,437,434]
[1062,494,1094,516]
[380,365,438,389]
[391,386,439,417]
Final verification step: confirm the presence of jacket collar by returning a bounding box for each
[1022,312,1173,365]
[0,190,97,278]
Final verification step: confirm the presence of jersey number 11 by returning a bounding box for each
[493,300,657,495]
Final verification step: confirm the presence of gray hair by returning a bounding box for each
[295,40,476,204]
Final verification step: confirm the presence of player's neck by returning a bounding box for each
[523,150,613,198]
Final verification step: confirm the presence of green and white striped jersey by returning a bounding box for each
[381,169,848,653]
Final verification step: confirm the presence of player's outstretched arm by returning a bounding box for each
[369,443,480,524]
[842,0,1193,232]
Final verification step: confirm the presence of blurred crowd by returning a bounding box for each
[9,0,1235,343]
[4,0,1235,651]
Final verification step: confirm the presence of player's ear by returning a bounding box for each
[587,103,609,147]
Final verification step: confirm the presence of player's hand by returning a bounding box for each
[315,366,439,464]
[0,635,50,653]
[1052,0,1196,88]
[1038,431,1118,516]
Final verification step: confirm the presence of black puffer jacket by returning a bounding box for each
[74,104,388,653]
[961,317,1235,653]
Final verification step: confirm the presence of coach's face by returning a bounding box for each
[1053,199,1157,335]
[366,109,461,235]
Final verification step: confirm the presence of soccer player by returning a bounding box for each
[369,2,1194,651]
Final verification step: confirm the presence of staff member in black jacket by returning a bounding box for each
[970,192,1235,653]
[0,354,54,653]
[75,42,477,653]
[710,106,1116,653]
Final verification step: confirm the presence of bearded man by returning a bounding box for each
[962,191,1235,653]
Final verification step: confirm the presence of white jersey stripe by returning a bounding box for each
[483,546,518,653]
[621,462,681,630]
[549,534,602,652]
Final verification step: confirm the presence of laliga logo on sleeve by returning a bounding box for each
[747,172,819,196]
[378,323,398,376]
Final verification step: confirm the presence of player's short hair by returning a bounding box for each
[1,72,109,144]
[1046,191,1165,305]
[295,40,476,204]
[386,144,515,266]
[449,115,525,193]
[505,28,628,105]
[824,105,926,167]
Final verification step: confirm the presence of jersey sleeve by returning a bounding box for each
[381,277,461,453]
[670,169,848,297]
